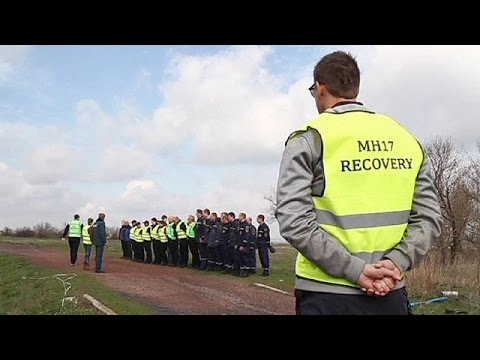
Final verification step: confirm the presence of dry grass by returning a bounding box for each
[407,249,480,313]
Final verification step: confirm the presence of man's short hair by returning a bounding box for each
[203,208,210,215]
[228,212,235,218]
[74,214,80,219]
[313,51,360,99]
[257,214,265,221]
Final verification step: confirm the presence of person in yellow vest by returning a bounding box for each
[186,215,200,268]
[133,221,144,262]
[166,216,179,266]
[175,216,189,268]
[275,51,442,315]
[62,214,84,266]
[82,218,94,270]
[150,217,162,264]
[142,220,153,264]
[157,220,169,265]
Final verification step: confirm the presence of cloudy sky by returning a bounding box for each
[0,45,478,237]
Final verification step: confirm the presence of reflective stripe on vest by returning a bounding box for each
[158,226,168,243]
[290,110,424,288]
[151,224,160,240]
[166,223,176,240]
[82,225,92,245]
[69,220,82,237]
[176,221,187,239]
[142,226,151,241]
[134,227,144,242]
[130,227,137,241]
[186,222,196,238]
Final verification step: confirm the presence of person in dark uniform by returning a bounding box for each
[246,217,257,274]
[226,212,239,275]
[238,212,249,277]
[199,208,211,270]
[220,214,230,272]
[257,214,272,276]
[194,209,205,270]
[186,215,200,268]
[133,221,144,262]
[207,212,221,271]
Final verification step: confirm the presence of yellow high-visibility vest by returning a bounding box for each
[69,220,82,237]
[134,227,144,243]
[289,109,424,288]
[158,226,168,243]
[176,221,187,239]
[82,225,92,245]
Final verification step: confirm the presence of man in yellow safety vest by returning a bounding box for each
[275,50,442,315]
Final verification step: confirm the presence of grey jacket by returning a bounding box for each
[275,103,442,295]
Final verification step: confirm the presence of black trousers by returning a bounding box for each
[152,240,161,264]
[168,240,179,265]
[133,241,145,262]
[144,241,153,264]
[159,242,168,265]
[207,245,217,269]
[258,244,270,270]
[295,288,413,315]
[121,240,132,259]
[68,237,81,265]
[215,246,224,268]
[199,242,209,269]
[226,246,235,269]
[179,238,189,266]
[188,237,200,268]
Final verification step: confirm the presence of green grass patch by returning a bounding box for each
[0,252,155,315]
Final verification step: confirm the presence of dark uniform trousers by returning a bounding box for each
[152,240,161,264]
[199,241,209,270]
[168,239,179,266]
[179,238,189,267]
[295,288,413,315]
[144,240,153,264]
[158,241,169,265]
[257,242,270,271]
[121,239,132,259]
[133,241,145,262]
[68,237,81,265]
[188,236,200,268]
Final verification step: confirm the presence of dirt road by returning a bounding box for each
[0,243,295,315]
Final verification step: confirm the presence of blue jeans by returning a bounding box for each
[95,245,105,272]
[84,244,92,265]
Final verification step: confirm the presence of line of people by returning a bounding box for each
[118,209,275,277]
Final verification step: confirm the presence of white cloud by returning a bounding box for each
[361,45,480,146]
[23,142,81,185]
[0,45,31,82]
[0,161,86,228]
[101,146,151,181]
[144,45,317,164]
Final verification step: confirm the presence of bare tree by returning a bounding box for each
[264,186,277,222]
[426,137,474,263]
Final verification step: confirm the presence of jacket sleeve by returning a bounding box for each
[384,151,442,272]
[181,223,187,232]
[62,224,69,238]
[275,130,366,284]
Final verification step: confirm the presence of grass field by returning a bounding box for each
[1,236,479,314]
[0,237,155,315]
